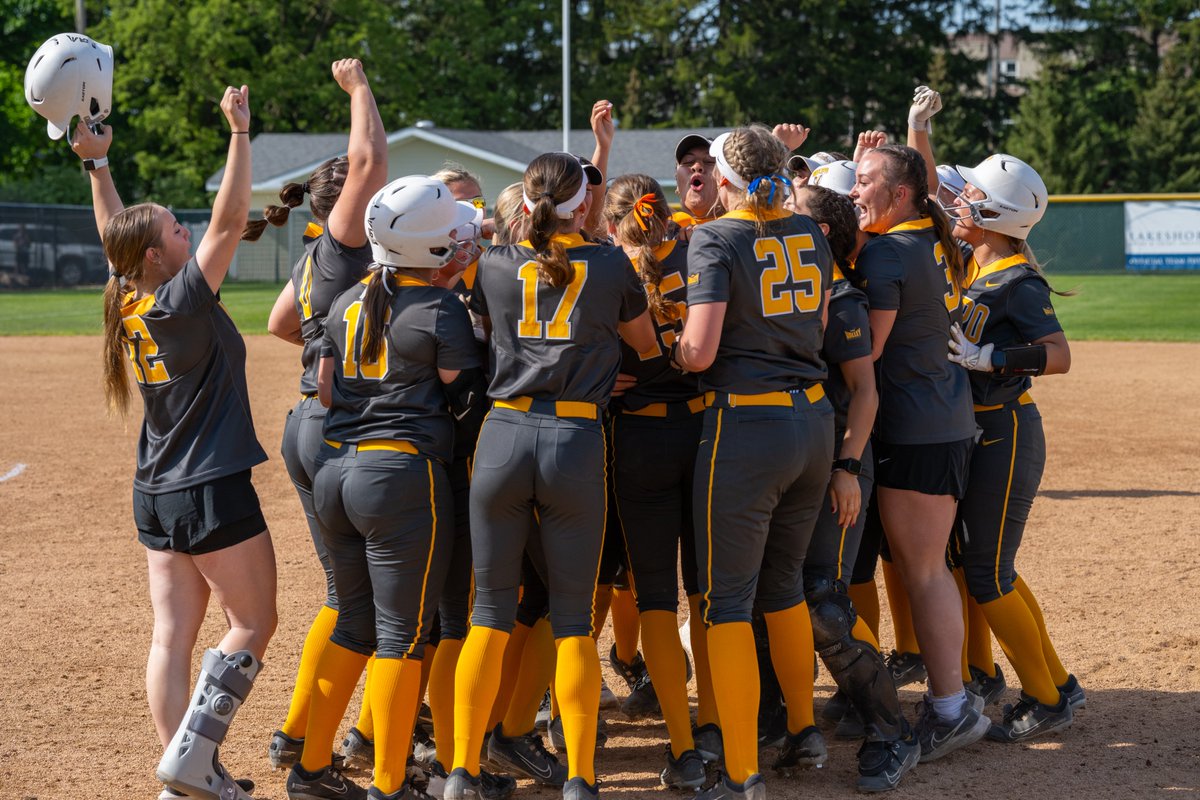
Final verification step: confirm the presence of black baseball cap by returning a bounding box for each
[675,134,714,164]
[576,155,604,185]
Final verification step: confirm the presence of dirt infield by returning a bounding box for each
[1,337,1197,799]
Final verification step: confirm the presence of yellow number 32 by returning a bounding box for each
[122,316,171,385]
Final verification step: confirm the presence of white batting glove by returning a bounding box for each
[908,85,943,132]
[948,323,994,371]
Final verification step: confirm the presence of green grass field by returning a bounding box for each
[0,274,1197,341]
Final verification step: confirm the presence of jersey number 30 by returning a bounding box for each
[756,235,822,317]
[517,260,588,339]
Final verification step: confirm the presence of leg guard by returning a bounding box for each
[157,649,261,800]
[805,578,905,742]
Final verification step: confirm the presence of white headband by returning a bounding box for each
[710,133,748,190]
[523,161,589,220]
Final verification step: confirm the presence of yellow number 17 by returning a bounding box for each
[517,260,589,339]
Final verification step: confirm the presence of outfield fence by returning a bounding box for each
[2,196,1198,287]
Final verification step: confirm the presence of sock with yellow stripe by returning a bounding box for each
[639,610,695,756]
[368,657,423,795]
[488,621,534,732]
[590,584,613,640]
[1013,575,1071,686]
[882,559,920,655]
[764,603,816,733]
[452,626,509,775]
[687,594,719,728]
[611,587,641,664]
[501,617,557,736]
[300,642,370,772]
[280,604,339,738]
[554,635,601,784]
[847,580,881,644]
[967,595,996,677]
[851,616,880,652]
[428,638,463,764]
[707,622,760,783]
[979,591,1060,706]
[952,568,973,679]
[353,655,376,741]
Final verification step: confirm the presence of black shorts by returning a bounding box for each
[134,470,267,555]
[874,437,974,499]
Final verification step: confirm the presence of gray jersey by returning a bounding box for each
[686,209,831,393]
[823,275,873,430]
[469,234,648,405]
[321,276,481,462]
[857,218,975,444]
[292,223,373,395]
[122,259,267,493]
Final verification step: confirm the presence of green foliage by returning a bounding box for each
[1128,19,1200,193]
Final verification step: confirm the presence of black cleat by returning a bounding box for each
[660,746,707,789]
[486,724,567,787]
[885,650,927,687]
[965,663,1007,706]
[772,725,828,772]
[1058,674,1087,710]
[856,737,919,793]
[987,693,1073,743]
[287,763,368,800]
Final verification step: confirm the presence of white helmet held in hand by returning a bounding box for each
[365,176,479,269]
[955,154,1048,240]
[24,33,114,140]
[809,160,857,196]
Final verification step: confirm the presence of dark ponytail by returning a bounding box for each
[603,174,678,322]
[360,268,392,365]
[242,156,350,242]
[524,153,584,288]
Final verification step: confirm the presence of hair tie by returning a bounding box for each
[522,159,589,220]
[632,193,657,231]
[747,174,789,207]
[369,262,399,294]
[301,182,311,195]
[109,269,128,288]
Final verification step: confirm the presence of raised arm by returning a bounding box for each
[195,85,252,294]
[585,99,614,234]
[325,59,388,247]
[905,85,942,198]
[71,122,123,238]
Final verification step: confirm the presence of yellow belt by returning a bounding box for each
[323,438,418,454]
[704,384,825,409]
[974,391,1033,413]
[300,391,318,400]
[622,396,706,418]
[494,396,598,420]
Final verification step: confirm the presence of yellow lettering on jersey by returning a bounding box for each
[755,234,822,317]
[937,242,962,314]
[122,315,171,385]
[298,255,315,320]
[963,302,990,344]
[516,260,589,340]
[341,300,388,380]
[637,272,688,361]
[845,327,862,340]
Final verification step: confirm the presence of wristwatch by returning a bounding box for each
[832,457,863,476]
[83,157,109,172]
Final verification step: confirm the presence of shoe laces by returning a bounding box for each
[1003,696,1039,724]
[521,731,561,765]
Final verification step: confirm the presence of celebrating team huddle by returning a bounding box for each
[27,39,1084,800]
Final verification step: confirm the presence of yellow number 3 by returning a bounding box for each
[756,235,822,317]
[122,316,171,385]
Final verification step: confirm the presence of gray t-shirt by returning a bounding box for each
[857,218,975,444]
[686,210,831,394]
[823,276,873,431]
[321,276,481,462]
[122,259,267,493]
[470,234,648,406]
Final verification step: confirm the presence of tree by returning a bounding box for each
[1128,18,1200,192]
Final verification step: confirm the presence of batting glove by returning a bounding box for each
[908,85,943,132]
[948,323,994,371]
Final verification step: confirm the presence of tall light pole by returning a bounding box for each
[75,0,86,32]
[562,0,570,152]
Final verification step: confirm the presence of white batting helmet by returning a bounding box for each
[809,160,857,196]
[365,176,479,269]
[955,154,1048,240]
[24,33,114,140]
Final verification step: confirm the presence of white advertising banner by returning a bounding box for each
[1125,201,1200,271]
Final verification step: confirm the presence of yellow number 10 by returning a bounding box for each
[756,235,822,317]
[342,300,388,380]
[517,260,588,339]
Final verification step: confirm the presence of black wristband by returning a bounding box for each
[991,344,1047,377]
[832,457,863,476]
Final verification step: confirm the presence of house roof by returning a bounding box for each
[205,125,730,192]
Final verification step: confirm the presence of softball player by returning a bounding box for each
[945,154,1084,742]
[284,176,483,800]
[601,174,708,789]
[76,88,275,800]
[445,152,654,800]
[672,133,723,232]
[673,125,833,800]
[256,58,388,773]
[850,144,989,762]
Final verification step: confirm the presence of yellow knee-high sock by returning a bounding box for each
[764,604,816,734]
[428,638,464,764]
[452,627,509,775]
[590,584,613,641]
[502,617,557,735]
[354,655,376,740]
[549,681,560,719]
[687,594,719,728]
[554,635,601,784]
[420,642,437,702]
[979,592,1060,706]
[967,595,996,676]
[882,560,919,654]
[707,622,760,783]
[848,580,881,643]
[301,642,370,772]
[281,605,339,738]
[952,568,973,679]
[369,657,423,795]
[851,617,879,652]
[639,610,695,756]
[611,587,641,663]
[1013,575,1070,686]
[488,621,534,731]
